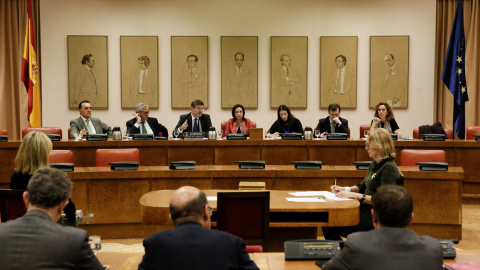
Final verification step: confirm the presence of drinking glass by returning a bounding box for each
[218,130,223,139]
[74,131,82,141]
[125,129,130,140]
[173,130,179,140]
[314,130,321,139]
[364,130,369,138]
[265,130,271,139]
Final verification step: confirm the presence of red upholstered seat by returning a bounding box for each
[359,124,370,138]
[0,129,7,135]
[400,149,447,166]
[466,126,480,140]
[245,245,263,253]
[49,150,74,164]
[0,189,26,222]
[413,128,453,139]
[95,148,140,167]
[22,127,62,139]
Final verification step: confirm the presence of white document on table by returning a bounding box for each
[289,191,352,201]
[286,197,325,202]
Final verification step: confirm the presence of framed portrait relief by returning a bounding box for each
[171,36,208,108]
[270,36,308,109]
[221,36,258,109]
[320,36,358,109]
[120,36,158,109]
[370,36,409,109]
[67,35,108,109]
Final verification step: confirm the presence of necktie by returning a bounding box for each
[286,68,289,78]
[142,121,147,134]
[331,122,336,134]
[85,119,93,134]
[336,69,341,93]
[193,118,199,132]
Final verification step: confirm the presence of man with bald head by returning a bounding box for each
[138,186,259,270]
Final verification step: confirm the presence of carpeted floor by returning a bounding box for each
[102,195,480,252]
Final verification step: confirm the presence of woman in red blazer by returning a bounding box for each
[223,104,253,137]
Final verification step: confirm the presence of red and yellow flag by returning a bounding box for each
[21,0,41,127]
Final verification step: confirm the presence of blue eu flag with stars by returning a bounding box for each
[441,0,469,139]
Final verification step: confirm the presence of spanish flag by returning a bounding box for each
[21,0,41,127]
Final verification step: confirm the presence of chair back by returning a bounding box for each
[413,127,453,139]
[0,129,7,135]
[0,189,26,222]
[359,125,370,138]
[49,150,74,164]
[221,121,228,135]
[95,148,140,167]
[400,149,447,166]
[466,126,480,140]
[22,127,62,139]
[216,191,270,248]
[68,128,72,139]
[347,127,351,138]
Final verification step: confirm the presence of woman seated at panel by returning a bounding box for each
[223,104,254,137]
[322,128,403,240]
[10,131,77,223]
[267,105,303,136]
[369,102,403,138]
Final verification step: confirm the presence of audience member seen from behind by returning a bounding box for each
[0,168,103,270]
[322,185,443,270]
[223,104,254,138]
[369,102,402,138]
[267,105,303,137]
[139,186,259,270]
[322,128,403,240]
[10,131,76,223]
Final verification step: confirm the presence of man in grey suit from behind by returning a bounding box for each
[322,185,443,270]
[70,100,112,138]
[0,168,103,269]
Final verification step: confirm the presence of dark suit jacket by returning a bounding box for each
[322,227,443,270]
[173,112,212,137]
[268,118,303,134]
[70,116,113,138]
[138,222,259,270]
[126,117,168,137]
[316,116,349,134]
[0,210,103,270]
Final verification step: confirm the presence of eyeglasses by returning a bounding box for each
[140,111,150,114]
[207,205,213,216]
[195,107,205,111]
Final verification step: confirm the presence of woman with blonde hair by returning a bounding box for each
[10,131,76,223]
[322,128,403,240]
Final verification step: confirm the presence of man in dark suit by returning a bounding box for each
[316,103,349,136]
[0,168,103,269]
[138,186,259,270]
[70,100,112,138]
[126,103,168,137]
[173,99,212,138]
[322,185,443,270]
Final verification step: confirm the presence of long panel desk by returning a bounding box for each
[96,251,480,270]
[0,138,477,193]
[38,165,464,243]
[140,190,360,251]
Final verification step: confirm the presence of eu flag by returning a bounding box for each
[441,0,469,139]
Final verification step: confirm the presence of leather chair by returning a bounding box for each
[466,126,480,140]
[49,150,74,164]
[95,148,140,167]
[216,191,269,250]
[0,189,26,222]
[413,128,453,139]
[0,129,7,135]
[359,124,370,138]
[400,149,447,166]
[68,128,72,139]
[22,127,62,139]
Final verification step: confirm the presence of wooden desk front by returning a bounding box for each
[0,138,477,193]
[59,165,463,241]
